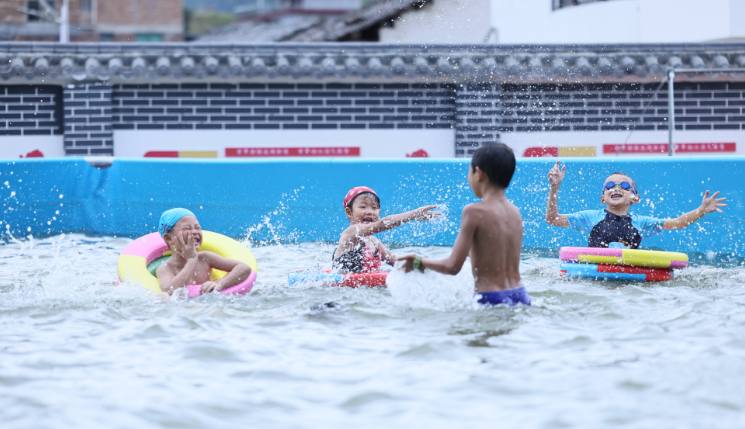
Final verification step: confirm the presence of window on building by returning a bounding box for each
[81,0,92,12]
[100,33,115,42]
[553,0,613,10]
[135,33,165,42]
[27,0,40,21]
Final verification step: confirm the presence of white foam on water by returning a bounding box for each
[386,261,475,311]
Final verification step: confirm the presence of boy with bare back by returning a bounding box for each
[398,143,530,307]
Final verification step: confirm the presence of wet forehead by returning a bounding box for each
[353,194,379,207]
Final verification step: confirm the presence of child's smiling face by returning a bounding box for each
[165,215,203,249]
[601,173,639,209]
[347,193,380,224]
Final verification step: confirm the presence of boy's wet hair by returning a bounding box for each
[470,143,516,188]
[348,192,380,209]
[608,171,639,194]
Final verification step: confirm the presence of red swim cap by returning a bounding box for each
[343,186,378,208]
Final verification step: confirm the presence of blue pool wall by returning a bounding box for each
[0,157,741,256]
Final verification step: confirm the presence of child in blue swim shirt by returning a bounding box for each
[545,161,727,248]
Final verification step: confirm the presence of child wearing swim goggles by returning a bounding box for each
[545,161,727,249]
[333,187,440,273]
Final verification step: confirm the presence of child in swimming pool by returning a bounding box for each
[333,187,440,274]
[156,208,253,295]
[398,143,530,307]
[545,161,727,248]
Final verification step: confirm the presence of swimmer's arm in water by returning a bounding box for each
[156,232,201,294]
[398,204,477,275]
[342,205,441,239]
[662,190,727,230]
[545,161,570,227]
[199,251,252,294]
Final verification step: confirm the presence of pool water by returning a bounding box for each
[1,235,745,428]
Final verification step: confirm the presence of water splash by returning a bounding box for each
[387,260,474,310]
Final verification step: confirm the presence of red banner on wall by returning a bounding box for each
[226,147,361,157]
[603,143,736,154]
[523,147,559,157]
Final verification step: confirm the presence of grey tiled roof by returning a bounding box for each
[2,42,745,82]
[197,14,323,43]
[286,0,424,42]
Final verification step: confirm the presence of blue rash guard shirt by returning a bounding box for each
[566,209,665,249]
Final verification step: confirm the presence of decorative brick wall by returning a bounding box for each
[455,84,502,157]
[495,82,745,132]
[8,80,745,157]
[0,85,62,136]
[63,84,113,156]
[111,83,456,130]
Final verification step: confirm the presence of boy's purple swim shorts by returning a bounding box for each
[476,286,531,307]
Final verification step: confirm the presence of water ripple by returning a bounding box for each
[0,235,743,428]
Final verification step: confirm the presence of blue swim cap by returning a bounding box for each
[159,208,195,237]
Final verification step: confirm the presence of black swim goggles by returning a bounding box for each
[602,181,636,194]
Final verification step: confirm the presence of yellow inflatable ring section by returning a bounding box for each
[560,247,688,269]
[117,231,258,293]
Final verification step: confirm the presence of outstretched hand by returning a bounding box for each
[413,205,441,221]
[700,190,727,214]
[396,253,419,273]
[548,161,565,188]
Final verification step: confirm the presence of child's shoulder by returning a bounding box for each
[465,198,518,211]
[464,200,520,219]
[156,260,174,277]
[462,201,484,216]
[197,250,221,262]
[339,223,363,240]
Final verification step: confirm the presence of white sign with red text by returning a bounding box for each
[0,136,64,159]
[114,129,455,158]
[502,130,745,158]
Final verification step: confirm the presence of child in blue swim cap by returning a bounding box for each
[545,161,727,248]
[156,208,253,296]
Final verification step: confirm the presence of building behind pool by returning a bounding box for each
[0,41,743,257]
[3,42,745,159]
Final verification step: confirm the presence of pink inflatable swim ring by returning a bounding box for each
[117,231,258,298]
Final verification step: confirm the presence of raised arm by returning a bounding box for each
[398,205,477,275]
[545,161,570,227]
[344,205,440,238]
[663,190,727,230]
[199,252,253,294]
[157,233,199,294]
